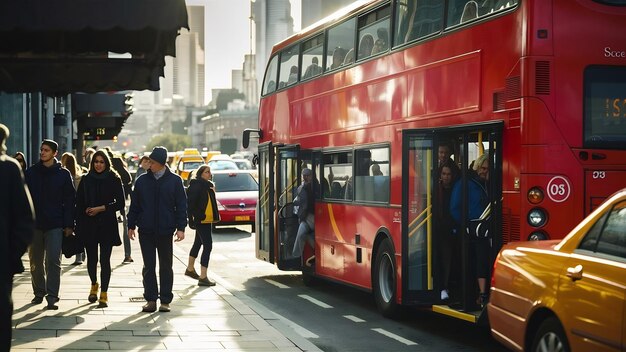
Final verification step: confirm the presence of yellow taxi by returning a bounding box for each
[488,188,626,352]
[171,148,204,184]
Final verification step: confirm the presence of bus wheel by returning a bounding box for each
[373,238,398,318]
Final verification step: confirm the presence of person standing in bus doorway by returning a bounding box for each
[127,146,187,313]
[449,153,491,307]
[292,168,315,266]
[25,139,76,310]
[185,165,220,287]
[437,161,459,302]
[0,124,34,351]
[438,142,458,169]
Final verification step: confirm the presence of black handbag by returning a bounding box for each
[62,234,84,258]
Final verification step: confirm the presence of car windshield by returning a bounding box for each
[234,160,251,170]
[213,173,258,192]
[208,160,238,170]
[181,161,203,171]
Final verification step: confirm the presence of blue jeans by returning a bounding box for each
[29,228,63,304]
[189,224,213,268]
[138,232,173,304]
[292,221,314,258]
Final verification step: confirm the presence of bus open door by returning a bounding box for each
[401,123,502,324]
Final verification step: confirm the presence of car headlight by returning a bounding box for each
[527,208,547,227]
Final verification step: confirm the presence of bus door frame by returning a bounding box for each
[401,122,503,314]
[256,142,274,263]
[401,130,439,304]
[275,144,303,271]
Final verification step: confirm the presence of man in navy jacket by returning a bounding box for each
[128,146,186,313]
[25,139,75,310]
[0,124,34,350]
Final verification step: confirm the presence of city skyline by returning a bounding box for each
[186,0,302,104]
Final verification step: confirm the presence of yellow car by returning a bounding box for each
[488,188,626,352]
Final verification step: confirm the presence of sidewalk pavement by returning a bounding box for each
[10,236,321,351]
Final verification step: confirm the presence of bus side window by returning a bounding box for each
[262,55,279,95]
[394,0,443,46]
[325,18,356,71]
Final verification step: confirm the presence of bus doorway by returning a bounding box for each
[402,123,502,323]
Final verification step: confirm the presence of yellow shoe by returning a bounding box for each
[88,283,98,303]
[98,292,108,308]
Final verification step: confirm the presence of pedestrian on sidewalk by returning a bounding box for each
[25,139,76,310]
[61,152,86,265]
[185,165,220,287]
[0,124,35,351]
[75,150,125,308]
[104,147,134,264]
[127,146,187,313]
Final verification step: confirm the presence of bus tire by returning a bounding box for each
[373,238,398,318]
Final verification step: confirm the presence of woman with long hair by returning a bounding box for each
[61,152,85,264]
[75,150,124,307]
[61,152,82,189]
[185,165,220,286]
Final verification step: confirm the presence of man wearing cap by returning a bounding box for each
[0,124,34,350]
[25,139,76,310]
[127,146,187,313]
[292,168,316,265]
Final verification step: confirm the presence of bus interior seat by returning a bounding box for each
[460,1,479,24]
[331,181,343,198]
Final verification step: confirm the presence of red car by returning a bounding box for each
[211,170,258,232]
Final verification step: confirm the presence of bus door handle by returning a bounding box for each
[566,264,583,281]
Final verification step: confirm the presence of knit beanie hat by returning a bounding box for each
[149,146,168,165]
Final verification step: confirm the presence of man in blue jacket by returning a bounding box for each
[128,146,187,313]
[25,139,75,310]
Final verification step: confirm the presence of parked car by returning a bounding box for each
[212,170,258,232]
[488,188,626,352]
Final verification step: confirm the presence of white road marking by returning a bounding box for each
[343,315,365,323]
[265,279,289,289]
[298,294,333,308]
[372,328,418,345]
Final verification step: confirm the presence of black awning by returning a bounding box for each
[0,58,164,93]
[0,0,188,93]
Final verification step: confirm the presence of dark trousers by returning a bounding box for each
[189,224,213,268]
[85,243,113,291]
[1,278,12,352]
[138,233,173,304]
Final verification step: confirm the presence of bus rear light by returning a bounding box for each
[527,208,547,227]
[527,187,544,204]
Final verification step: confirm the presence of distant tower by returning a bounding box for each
[301,0,356,28]
[252,0,294,92]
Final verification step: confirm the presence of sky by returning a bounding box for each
[187,0,301,103]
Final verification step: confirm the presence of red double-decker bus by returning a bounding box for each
[244,0,626,323]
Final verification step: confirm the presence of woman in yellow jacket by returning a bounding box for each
[185,165,220,286]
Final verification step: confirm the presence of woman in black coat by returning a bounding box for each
[75,150,124,308]
[185,165,220,287]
